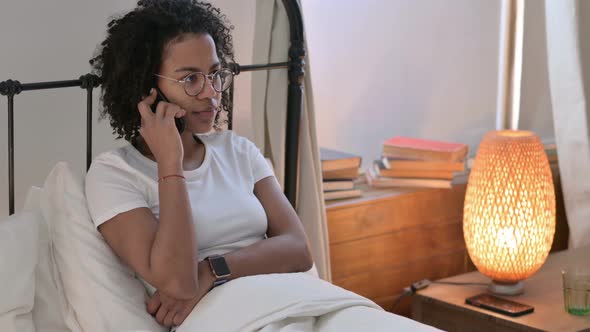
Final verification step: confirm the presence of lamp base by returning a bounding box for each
[489,280,524,295]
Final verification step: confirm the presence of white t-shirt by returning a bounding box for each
[85,130,275,264]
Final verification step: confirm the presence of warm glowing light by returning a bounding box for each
[463,130,556,285]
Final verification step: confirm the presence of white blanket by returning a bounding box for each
[175,273,439,332]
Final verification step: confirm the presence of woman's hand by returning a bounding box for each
[137,88,186,170]
[146,259,215,327]
[146,290,197,327]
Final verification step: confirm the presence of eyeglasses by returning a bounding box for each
[154,68,234,96]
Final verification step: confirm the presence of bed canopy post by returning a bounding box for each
[0,80,21,215]
[79,74,102,170]
[282,0,305,209]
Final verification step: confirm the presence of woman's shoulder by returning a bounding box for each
[90,145,132,167]
[84,144,154,197]
[87,144,141,178]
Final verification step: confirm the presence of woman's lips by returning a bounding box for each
[192,108,216,120]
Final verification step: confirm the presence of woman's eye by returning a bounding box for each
[185,74,197,82]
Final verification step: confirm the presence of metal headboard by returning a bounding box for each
[0,0,305,216]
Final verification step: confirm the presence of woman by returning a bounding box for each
[85,0,313,327]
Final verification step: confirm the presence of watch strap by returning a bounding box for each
[212,279,228,287]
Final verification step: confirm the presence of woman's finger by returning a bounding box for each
[163,308,177,327]
[174,108,187,118]
[146,292,161,315]
[143,88,158,106]
[163,104,183,122]
[154,101,168,120]
[138,89,157,111]
[137,91,157,124]
[155,306,169,325]
[137,102,153,123]
[173,305,192,326]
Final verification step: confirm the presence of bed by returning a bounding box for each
[0,1,440,331]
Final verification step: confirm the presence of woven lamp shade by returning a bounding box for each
[464,130,555,291]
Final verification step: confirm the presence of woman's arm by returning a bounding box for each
[145,175,314,327]
[98,91,199,300]
[211,175,314,284]
[99,174,197,299]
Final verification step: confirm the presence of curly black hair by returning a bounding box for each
[90,0,235,142]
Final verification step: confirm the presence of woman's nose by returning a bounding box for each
[198,76,217,99]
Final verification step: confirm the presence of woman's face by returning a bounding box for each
[157,33,221,134]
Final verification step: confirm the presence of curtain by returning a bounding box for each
[545,0,590,248]
[251,0,332,281]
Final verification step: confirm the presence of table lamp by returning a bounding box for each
[463,130,556,295]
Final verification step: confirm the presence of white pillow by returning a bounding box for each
[39,162,167,332]
[0,211,39,332]
[23,186,76,332]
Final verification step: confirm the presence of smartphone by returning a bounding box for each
[150,87,185,134]
[465,293,534,317]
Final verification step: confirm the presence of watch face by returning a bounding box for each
[210,256,231,277]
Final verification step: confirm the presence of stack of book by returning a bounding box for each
[320,148,363,201]
[544,142,558,164]
[366,136,468,189]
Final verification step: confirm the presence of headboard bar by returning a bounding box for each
[0,75,100,215]
[0,59,302,215]
[231,62,290,74]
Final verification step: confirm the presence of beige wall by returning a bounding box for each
[302,0,501,170]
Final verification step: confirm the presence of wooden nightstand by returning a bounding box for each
[326,183,474,316]
[412,246,590,332]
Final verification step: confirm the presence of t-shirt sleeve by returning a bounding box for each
[85,158,149,228]
[247,140,275,183]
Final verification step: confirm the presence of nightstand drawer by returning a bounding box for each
[327,186,466,244]
[333,248,469,300]
[330,221,466,279]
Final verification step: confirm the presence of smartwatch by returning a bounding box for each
[206,255,231,288]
